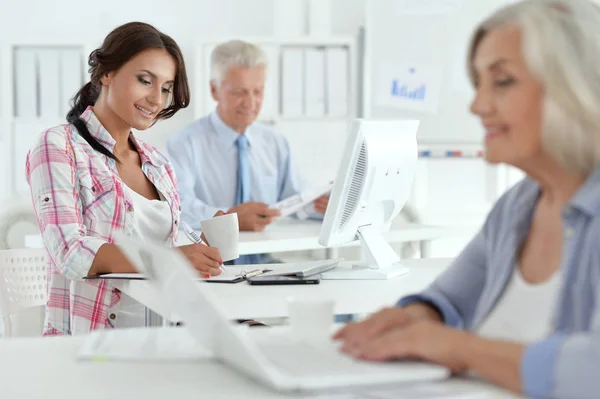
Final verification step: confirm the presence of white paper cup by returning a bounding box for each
[200,213,240,262]
[287,297,335,342]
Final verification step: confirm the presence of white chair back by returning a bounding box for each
[0,249,47,337]
[0,199,39,250]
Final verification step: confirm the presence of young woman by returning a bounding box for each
[336,1,600,398]
[26,22,223,336]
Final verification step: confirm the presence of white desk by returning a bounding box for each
[24,219,461,256]
[111,258,452,321]
[0,335,522,399]
[237,219,458,255]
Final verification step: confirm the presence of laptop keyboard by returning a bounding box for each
[257,338,397,377]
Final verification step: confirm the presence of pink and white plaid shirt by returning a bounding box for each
[26,107,181,335]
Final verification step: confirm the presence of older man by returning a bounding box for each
[166,40,328,265]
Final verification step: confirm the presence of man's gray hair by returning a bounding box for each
[210,40,267,87]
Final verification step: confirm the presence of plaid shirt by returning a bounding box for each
[26,107,181,335]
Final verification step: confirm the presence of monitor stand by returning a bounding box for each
[321,225,410,280]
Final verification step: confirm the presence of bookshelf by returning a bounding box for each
[193,36,357,124]
[0,42,88,198]
[193,36,358,187]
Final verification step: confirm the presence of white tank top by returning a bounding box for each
[476,266,562,343]
[115,186,172,328]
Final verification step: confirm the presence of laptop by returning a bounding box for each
[115,236,449,392]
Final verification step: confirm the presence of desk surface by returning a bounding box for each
[24,220,461,255]
[0,335,521,399]
[237,219,459,254]
[111,258,453,321]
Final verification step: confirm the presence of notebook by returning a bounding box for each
[84,267,265,284]
[86,259,343,284]
[199,258,343,283]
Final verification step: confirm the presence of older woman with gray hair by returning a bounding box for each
[335,1,600,398]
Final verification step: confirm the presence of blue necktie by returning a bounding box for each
[235,135,250,205]
[233,135,261,265]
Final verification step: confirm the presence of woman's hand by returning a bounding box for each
[178,243,222,276]
[342,319,472,373]
[337,305,526,393]
[333,303,443,351]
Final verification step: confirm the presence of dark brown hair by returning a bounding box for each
[67,22,190,161]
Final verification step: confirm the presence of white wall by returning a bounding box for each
[0,0,375,251]
[0,0,365,151]
[1,0,512,259]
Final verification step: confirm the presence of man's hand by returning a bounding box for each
[228,202,281,231]
[314,194,330,215]
[199,210,228,243]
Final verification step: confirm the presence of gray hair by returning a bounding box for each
[210,40,267,87]
[468,0,600,174]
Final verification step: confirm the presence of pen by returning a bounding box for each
[180,221,227,272]
[181,220,204,245]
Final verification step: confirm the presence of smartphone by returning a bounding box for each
[247,275,321,285]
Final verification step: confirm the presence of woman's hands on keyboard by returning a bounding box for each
[332,304,478,374]
[332,304,443,354]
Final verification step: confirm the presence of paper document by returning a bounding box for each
[206,259,342,282]
[271,182,334,217]
[203,266,269,283]
[78,327,213,362]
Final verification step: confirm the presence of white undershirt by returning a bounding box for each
[115,186,172,328]
[476,266,562,343]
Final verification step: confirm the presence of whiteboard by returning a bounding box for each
[364,0,514,144]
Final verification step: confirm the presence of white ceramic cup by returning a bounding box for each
[287,297,335,342]
[200,213,240,262]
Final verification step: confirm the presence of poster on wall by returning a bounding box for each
[375,62,444,114]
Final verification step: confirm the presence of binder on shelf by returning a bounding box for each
[59,49,83,117]
[203,44,217,115]
[280,48,304,117]
[14,48,38,118]
[304,48,326,117]
[37,49,61,119]
[258,44,278,122]
[0,139,7,202]
[325,47,349,117]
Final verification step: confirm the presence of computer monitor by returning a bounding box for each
[318,119,419,280]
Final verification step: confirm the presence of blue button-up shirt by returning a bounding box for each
[400,168,600,399]
[166,112,311,229]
